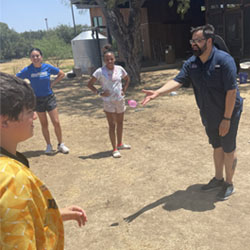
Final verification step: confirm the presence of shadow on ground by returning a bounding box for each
[52,76,103,117]
[121,184,218,224]
[23,150,59,158]
[79,150,112,160]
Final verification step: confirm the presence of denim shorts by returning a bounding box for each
[205,113,241,153]
[35,94,57,112]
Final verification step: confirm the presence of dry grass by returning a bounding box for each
[0,58,75,75]
[0,58,30,75]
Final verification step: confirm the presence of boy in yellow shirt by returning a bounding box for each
[0,72,87,249]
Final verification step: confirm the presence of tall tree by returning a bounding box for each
[169,0,191,19]
[55,24,87,44]
[95,0,145,86]
[0,23,30,60]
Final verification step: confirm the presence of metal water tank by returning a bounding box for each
[71,30,108,75]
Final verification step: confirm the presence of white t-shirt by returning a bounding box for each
[93,65,128,101]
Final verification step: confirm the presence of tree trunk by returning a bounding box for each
[95,0,146,86]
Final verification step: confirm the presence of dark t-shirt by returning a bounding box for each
[174,47,243,129]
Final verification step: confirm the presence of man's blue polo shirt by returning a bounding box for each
[174,47,243,129]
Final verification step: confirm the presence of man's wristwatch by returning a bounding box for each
[223,117,231,121]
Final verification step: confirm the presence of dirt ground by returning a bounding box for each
[14,67,250,250]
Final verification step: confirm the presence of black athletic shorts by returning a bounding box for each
[205,113,241,153]
[35,94,57,112]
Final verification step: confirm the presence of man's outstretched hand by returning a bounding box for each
[141,89,159,106]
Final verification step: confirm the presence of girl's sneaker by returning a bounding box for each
[117,144,131,150]
[45,144,53,155]
[113,150,121,158]
[58,143,69,154]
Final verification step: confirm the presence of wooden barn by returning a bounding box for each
[206,0,250,61]
[71,0,249,63]
[71,0,205,63]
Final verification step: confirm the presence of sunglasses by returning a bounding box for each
[189,38,206,45]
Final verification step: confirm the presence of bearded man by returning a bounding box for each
[142,24,243,201]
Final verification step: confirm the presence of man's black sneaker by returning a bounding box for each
[201,177,224,191]
[216,182,235,201]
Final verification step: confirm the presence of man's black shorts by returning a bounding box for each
[205,113,241,153]
[35,94,57,112]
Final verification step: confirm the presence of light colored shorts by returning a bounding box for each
[103,99,126,113]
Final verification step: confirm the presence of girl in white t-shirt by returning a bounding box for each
[87,48,131,158]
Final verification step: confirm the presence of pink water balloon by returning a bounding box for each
[128,99,137,108]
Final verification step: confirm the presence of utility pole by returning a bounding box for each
[70,3,77,36]
[44,18,49,31]
[95,28,102,67]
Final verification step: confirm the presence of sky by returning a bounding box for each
[0,0,91,33]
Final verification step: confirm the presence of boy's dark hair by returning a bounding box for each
[29,48,43,56]
[191,24,215,42]
[0,72,36,120]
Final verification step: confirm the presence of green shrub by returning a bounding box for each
[33,35,72,67]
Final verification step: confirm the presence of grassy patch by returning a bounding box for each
[0,58,75,75]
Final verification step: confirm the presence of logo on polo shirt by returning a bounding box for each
[191,63,198,69]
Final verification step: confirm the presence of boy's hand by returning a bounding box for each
[60,205,87,227]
